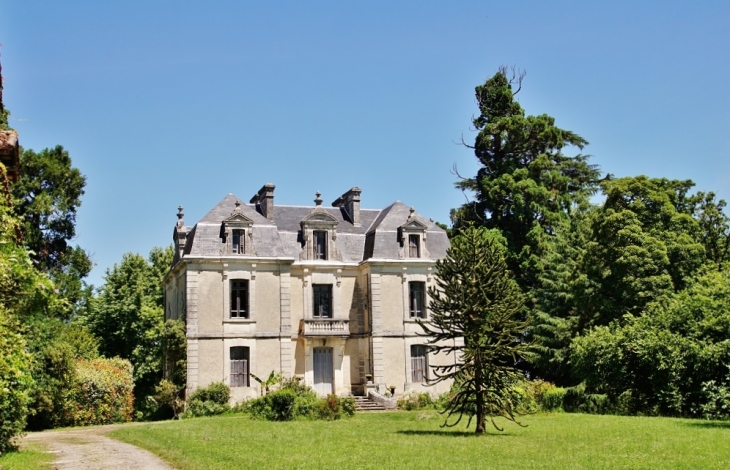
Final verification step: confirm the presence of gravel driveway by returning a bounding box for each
[22,425,174,470]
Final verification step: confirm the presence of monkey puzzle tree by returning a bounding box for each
[419,225,529,434]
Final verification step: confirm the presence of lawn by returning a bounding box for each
[0,444,53,470]
[108,411,730,469]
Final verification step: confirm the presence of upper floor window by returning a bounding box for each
[232,229,245,254]
[313,284,332,318]
[314,231,327,260]
[409,281,426,318]
[230,346,250,387]
[409,234,420,258]
[230,280,249,318]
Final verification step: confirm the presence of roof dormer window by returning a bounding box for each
[222,200,254,255]
[300,192,340,261]
[399,207,428,259]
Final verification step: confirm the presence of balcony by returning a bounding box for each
[299,319,350,337]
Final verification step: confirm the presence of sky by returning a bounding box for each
[2,1,729,288]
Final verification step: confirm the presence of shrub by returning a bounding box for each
[181,382,231,419]
[66,357,134,426]
[245,382,354,421]
[0,310,33,455]
[700,380,730,420]
[541,387,566,411]
[397,392,436,411]
[189,382,230,406]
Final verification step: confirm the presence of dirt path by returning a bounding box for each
[22,424,175,470]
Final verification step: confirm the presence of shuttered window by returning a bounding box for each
[409,234,420,258]
[411,345,427,383]
[230,347,250,387]
[232,229,245,254]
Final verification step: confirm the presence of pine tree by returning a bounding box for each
[419,225,529,434]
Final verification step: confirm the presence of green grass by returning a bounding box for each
[109,411,730,469]
[0,444,52,470]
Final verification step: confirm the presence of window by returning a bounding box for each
[411,345,428,383]
[313,284,332,318]
[232,229,245,254]
[409,234,420,258]
[409,281,426,318]
[230,347,250,387]
[314,230,327,260]
[230,280,249,318]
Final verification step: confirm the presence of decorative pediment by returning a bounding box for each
[223,212,254,226]
[302,211,338,224]
[401,219,427,231]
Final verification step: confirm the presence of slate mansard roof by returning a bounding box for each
[175,189,449,264]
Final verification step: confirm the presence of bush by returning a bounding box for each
[244,380,354,421]
[181,382,231,419]
[397,392,436,411]
[541,387,566,411]
[0,310,33,454]
[700,379,730,420]
[189,382,230,406]
[65,357,135,426]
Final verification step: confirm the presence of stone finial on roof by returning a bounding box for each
[176,205,184,229]
[314,191,323,206]
[233,199,242,213]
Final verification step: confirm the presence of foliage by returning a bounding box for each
[419,225,529,433]
[243,379,354,421]
[149,379,185,420]
[251,370,283,396]
[397,392,436,411]
[12,146,92,320]
[82,246,174,411]
[181,382,231,418]
[699,376,730,421]
[453,67,600,292]
[162,319,187,388]
[109,412,730,470]
[0,308,33,455]
[65,358,134,426]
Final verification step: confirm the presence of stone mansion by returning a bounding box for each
[163,184,452,402]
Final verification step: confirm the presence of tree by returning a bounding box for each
[82,246,174,411]
[12,146,92,320]
[453,67,600,293]
[419,225,529,434]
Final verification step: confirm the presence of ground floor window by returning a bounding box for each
[230,346,250,387]
[411,345,428,383]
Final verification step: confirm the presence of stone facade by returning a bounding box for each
[163,184,453,402]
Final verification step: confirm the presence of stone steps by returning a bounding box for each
[353,396,387,412]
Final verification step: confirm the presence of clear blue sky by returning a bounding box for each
[2,1,728,287]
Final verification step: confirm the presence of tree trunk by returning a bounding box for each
[475,366,485,434]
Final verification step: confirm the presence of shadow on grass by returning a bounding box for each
[680,421,730,429]
[397,430,512,437]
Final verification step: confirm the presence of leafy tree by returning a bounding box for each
[12,146,92,320]
[82,246,174,410]
[453,67,600,292]
[419,225,529,434]
[689,191,730,269]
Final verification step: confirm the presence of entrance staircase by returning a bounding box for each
[353,395,387,412]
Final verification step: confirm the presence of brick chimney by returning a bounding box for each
[332,187,361,227]
[250,183,276,220]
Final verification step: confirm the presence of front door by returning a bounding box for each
[313,347,333,395]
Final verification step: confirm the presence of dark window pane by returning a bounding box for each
[314,231,327,260]
[313,284,332,318]
[230,280,249,318]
